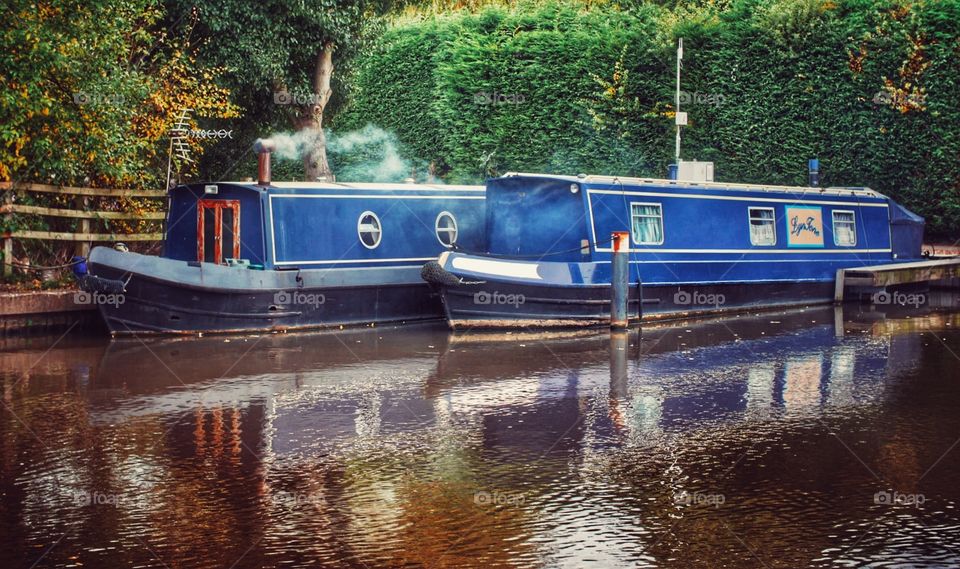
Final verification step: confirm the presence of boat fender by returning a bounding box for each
[420,261,484,287]
[78,273,130,295]
[70,256,88,278]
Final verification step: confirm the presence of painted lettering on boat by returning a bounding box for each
[785,206,824,248]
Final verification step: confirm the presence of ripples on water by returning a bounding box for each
[2,306,960,568]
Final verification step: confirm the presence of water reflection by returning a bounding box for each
[2,307,960,568]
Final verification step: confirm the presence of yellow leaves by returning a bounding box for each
[878,77,927,114]
[870,32,931,114]
[848,45,867,74]
[889,4,910,21]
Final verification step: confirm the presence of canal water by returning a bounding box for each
[2,306,960,568]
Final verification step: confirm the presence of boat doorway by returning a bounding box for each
[197,200,240,264]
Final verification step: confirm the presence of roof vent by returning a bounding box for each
[677,161,714,182]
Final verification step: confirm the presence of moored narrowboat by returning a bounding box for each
[84,143,485,335]
[422,171,925,329]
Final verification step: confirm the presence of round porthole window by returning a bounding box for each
[358,211,382,249]
[435,211,458,247]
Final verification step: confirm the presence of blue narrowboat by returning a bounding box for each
[84,144,485,335]
[422,171,925,328]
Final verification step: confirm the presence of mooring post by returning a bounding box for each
[611,231,630,329]
[609,330,629,398]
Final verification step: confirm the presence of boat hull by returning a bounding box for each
[88,248,443,335]
[423,255,836,329]
[436,280,834,329]
[437,280,639,329]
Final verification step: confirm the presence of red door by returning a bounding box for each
[197,200,240,264]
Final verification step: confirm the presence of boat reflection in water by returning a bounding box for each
[2,306,959,568]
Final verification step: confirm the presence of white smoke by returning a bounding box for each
[262,124,425,183]
[327,124,412,182]
[262,129,322,161]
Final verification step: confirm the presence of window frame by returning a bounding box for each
[434,211,458,248]
[357,211,382,250]
[196,199,241,264]
[832,209,857,247]
[747,206,777,247]
[630,202,664,246]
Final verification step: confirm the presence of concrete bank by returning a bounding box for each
[0,290,99,334]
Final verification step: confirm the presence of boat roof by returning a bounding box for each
[500,172,887,199]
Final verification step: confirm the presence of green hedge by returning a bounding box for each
[335,0,960,237]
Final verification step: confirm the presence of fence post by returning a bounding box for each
[74,195,91,259]
[2,191,12,277]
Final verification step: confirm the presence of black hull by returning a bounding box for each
[437,280,835,329]
[88,249,443,336]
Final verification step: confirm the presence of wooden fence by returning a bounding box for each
[0,182,167,276]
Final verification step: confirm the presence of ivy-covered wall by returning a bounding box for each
[335,0,960,237]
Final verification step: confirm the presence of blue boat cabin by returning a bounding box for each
[163,181,486,270]
[481,173,923,286]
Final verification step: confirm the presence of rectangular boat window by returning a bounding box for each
[748,207,776,246]
[832,210,856,246]
[630,203,664,245]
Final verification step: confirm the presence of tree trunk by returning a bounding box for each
[301,41,335,182]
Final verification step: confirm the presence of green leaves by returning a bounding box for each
[337,0,960,237]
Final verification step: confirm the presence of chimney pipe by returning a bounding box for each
[808,158,820,187]
[253,138,275,186]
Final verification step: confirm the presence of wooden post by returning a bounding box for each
[75,195,91,259]
[611,231,630,329]
[2,191,12,277]
[2,236,11,278]
[834,268,846,303]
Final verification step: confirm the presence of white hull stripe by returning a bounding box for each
[271,194,485,200]
[597,257,892,264]
[451,256,542,280]
[593,247,892,254]
[588,189,889,207]
[268,181,485,192]
[274,257,435,266]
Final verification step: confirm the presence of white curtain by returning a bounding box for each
[834,212,856,245]
[750,209,775,245]
[631,204,663,244]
